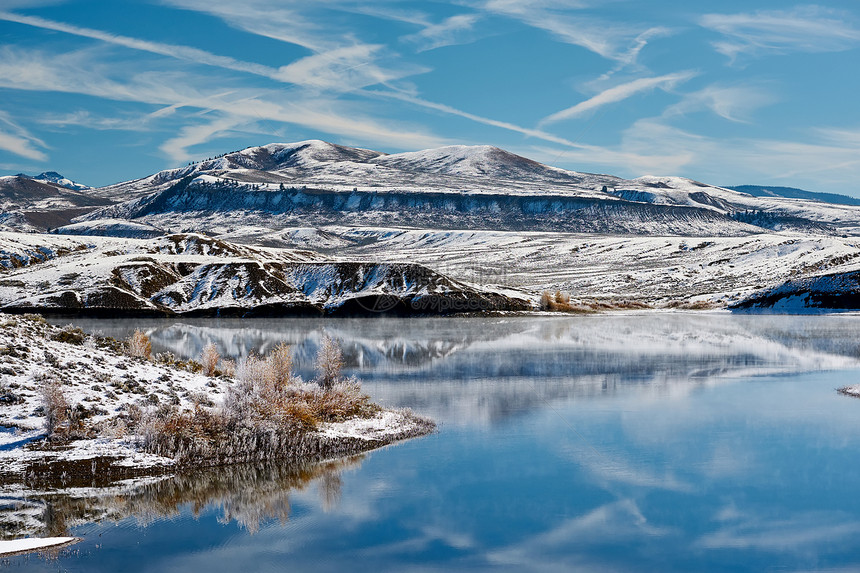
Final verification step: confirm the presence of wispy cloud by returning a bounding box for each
[0,11,422,93]
[814,126,860,148]
[700,5,860,62]
[37,110,164,131]
[0,11,279,77]
[663,84,775,123]
[0,46,448,161]
[402,14,482,52]
[476,0,670,66]
[535,113,860,191]
[274,44,428,91]
[159,0,325,51]
[367,89,596,150]
[160,115,247,164]
[540,71,697,126]
[0,111,48,161]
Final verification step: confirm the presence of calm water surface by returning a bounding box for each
[9,313,860,572]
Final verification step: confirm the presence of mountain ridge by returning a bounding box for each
[5,139,860,239]
[63,140,858,238]
[727,185,860,207]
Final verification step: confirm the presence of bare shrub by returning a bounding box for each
[40,380,69,438]
[540,290,573,311]
[539,290,597,313]
[226,347,304,427]
[50,325,86,345]
[126,330,152,360]
[268,343,293,386]
[155,351,176,365]
[220,359,236,378]
[200,342,220,377]
[311,379,378,423]
[315,335,344,389]
[540,291,553,310]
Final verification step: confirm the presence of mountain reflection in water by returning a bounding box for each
[65,314,860,426]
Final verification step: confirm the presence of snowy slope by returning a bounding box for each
[0,232,529,315]
[53,218,165,239]
[0,175,113,232]
[370,145,577,179]
[235,226,860,307]
[9,226,859,310]
[731,265,860,312]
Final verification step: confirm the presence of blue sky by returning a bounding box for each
[1,0,859,193]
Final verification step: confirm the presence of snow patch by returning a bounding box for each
[0,536,78,556]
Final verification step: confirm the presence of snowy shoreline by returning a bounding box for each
[0,313,435,488]
[0,536,80,557]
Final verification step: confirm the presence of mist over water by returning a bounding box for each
[15,313,860,571]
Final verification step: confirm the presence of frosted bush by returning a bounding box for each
[40,379,68,438]
[315,335,344,389]
[200,342,220,377]
[126,329,152,360]
[220,358,236,378]
[268,343,293,386]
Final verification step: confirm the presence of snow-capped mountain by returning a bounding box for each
[0,174,112,232]
[71,139,860,237]
[6,140,860,312]
[369,144,575,179]
[28,171,90,191]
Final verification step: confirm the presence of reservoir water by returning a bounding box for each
[8,313,860,572]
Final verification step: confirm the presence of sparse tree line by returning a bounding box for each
[191,180,303,193]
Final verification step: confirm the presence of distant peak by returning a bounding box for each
[28,171,91,190]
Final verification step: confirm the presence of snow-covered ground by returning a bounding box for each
[227,226,860,307]
[5,226,860,312]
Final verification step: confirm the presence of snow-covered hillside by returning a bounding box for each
[245,226,859,307]
[731,265,860,312]
[0,174,112,232]
[30,171,90,192]
[0,232,529,316]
